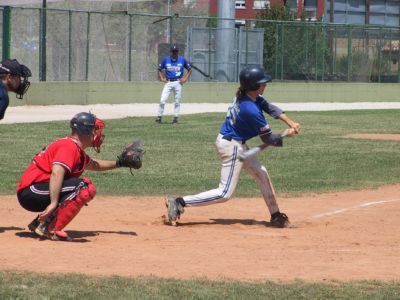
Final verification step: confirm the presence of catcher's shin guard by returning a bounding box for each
[48,177,96,239]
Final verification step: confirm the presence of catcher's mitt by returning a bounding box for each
[116,140,144,171]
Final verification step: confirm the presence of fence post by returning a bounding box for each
[347,25,352,82]
[377,26,383,83]
[208,26,212,81]
[274,22,278,79]
[321,24,326,81]
[39,5,47,81]
[305,23,309,75]
[68,10,72,81]
[169,15,173,44]
[315,24,318,81]
[2,6,11,60]
[128,14,132,81]
[398,30,400,83]
[280,23,284,80]
[85,12,91,81]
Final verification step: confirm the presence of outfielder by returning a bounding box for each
[0,59,31,120]
[155,44,192,124]
[166,66,301,228]
[16,112,143,241]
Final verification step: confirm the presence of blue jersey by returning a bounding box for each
[220,95,272,142]
[158,56,191,80]
[0,81,10,120]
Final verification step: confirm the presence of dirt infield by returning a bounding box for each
[1,184,400,282]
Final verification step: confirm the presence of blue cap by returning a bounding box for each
[170,44,179,52]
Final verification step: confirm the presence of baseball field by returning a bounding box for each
[1,109,400,298]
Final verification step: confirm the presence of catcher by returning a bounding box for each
[16,112,143,241]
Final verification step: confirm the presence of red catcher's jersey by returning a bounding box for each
[16,136,92,192]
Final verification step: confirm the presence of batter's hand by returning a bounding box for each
[290,122,301,134]
[282,128,296,138]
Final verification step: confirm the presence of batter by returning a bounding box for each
[165,65,301,227]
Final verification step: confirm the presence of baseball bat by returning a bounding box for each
[190,63,213,79]
[238,132,290,162]
[239,144,268,161]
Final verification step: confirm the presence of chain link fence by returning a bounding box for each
[1,6,399,83]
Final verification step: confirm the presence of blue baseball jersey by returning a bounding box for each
[220,95,272,142]
[158,56,191,80]
[0,81,10,120]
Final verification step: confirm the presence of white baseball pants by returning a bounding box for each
[182,134,280,215]
[157,81,182,118]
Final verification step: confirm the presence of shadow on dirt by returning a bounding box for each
[0,226,24,233]
[15,230,137,243]
[178,218,272,227]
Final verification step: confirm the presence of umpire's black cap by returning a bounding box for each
[0,59,30,77]
[170,44,179,52]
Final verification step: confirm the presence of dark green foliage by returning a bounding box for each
[256,6,332,80]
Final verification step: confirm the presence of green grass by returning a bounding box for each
[1,271,400,300]
[1,110,400,196]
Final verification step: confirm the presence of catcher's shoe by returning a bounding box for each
[172,117,179,124]
[165,196,185,226]
[155,116,162,124]
[47,230,72,241]
[270,212,295,228]
[28,215,40,233]
[33,223,71,241]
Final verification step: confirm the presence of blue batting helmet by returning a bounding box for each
[239,65,272,91]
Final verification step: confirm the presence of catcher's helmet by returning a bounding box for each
[70,112,97,136]
[239,65,272,91]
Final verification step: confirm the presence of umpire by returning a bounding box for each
[0,59,31,120]
[155,44,192,124]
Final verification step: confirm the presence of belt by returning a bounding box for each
[222,135,246,144]
[167,78,179,82]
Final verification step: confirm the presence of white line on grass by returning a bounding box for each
[311,198,400,219]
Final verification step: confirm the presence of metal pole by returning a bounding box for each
[333,26,337,77]
[315,25,318,80]
[128,14,132,81]
[2,6,11,60]
[321,24,326,81]
[274,23,278,79]
[39,0,47,81]
[208,26,212,81]
[347,25,352,81]
[280,23,284,80]
[85,12,90,81]
[68,10,72,81]
[330,0,334,23]
[397,29,400,83]
[167,0,170,43]
[378,26,382,83]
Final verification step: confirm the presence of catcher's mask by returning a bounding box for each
[70,112,106,153]
[0,59,32,99]
[239,65,272,92]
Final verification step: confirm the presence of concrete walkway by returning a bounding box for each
[2,102,400,124]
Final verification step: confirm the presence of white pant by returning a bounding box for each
[157,81,182,118]
[183,134,280,215]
